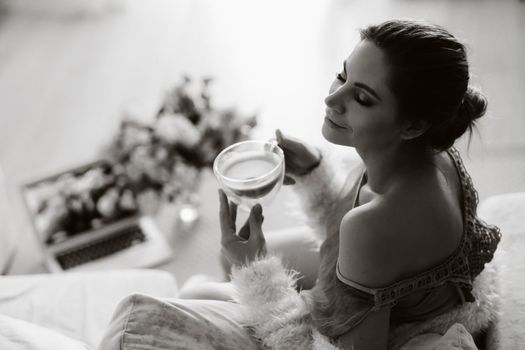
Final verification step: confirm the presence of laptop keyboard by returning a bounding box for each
[55,225,146,270]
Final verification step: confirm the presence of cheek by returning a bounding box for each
[351,111,400,140]
[322,122,353,146]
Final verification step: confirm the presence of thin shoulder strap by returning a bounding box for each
[336,262,378,295]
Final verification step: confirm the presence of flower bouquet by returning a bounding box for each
[23,76,257,245]
[105,76,257,207]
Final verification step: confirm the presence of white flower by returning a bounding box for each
[26,181,59,214]
[97,188,119,218]
[119,189,136,211]
[125,162,143,182]
[56,173,76,196]
[72,167,111,194]
[121,124,152,151]
[155,147,169,162]
[154,113,200,147]
[36,195,68,242]
[130,145,154,169]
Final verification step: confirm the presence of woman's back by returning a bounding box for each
[354,150,465,283]
[310,148,500,345]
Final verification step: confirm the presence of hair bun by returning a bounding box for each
[449,86,488,148]
[458,86,487,125]
[448,86,487,144]
[425,86,487,151]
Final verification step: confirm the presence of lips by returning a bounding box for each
[324,116,346,129]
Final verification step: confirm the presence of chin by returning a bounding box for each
[322,122,353,147]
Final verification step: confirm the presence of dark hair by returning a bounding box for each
[360,20,487,151]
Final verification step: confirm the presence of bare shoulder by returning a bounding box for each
[338,203,404,287]
[338,165,463,287]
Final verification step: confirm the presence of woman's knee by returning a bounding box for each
[98,293,140,350]
[98,293,195,350]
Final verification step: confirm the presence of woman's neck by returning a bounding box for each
[356,144,434,194]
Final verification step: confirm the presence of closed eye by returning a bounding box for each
[335,67,373,107]
[354,90,372,107]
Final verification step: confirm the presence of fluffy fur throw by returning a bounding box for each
[230,255,500,350]
[231,256,339,350]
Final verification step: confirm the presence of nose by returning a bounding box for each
[324,86,346,114]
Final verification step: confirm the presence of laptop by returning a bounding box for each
[22,159,173,273]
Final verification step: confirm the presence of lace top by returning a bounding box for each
[309,147,501,339]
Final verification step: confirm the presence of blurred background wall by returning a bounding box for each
[0,0,524,277]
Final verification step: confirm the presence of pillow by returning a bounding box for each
[0,314,93,350]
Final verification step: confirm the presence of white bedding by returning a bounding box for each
[0,269,177,348]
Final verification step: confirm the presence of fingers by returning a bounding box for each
[229,201,237,229]
[275,129,284,144]
[239,204,263,240]
[238,220,250,240]
[275,129,304,156]
[275,129,296,148]
[219,189,265,254]
[219,189,238,228]
[283,176,296,185]
[248,204,265,244]
[218,190,236,244]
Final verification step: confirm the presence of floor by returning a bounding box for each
[0,0,524,284]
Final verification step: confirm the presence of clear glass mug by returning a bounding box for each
[213,140,285,211]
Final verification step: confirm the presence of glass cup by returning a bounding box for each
[213,140,285,211]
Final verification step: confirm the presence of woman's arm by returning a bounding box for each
[335,206,402,350]
[292,149,362,232]
[275,130,361,239]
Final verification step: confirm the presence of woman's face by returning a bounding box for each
[322,40,403,152]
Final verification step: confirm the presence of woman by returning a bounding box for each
[99,20,500,350]
[217,19,500,349]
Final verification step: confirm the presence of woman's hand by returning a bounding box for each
[275,129,322,185]
[219,190,267,267]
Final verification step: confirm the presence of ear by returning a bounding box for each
[400,119,429,140]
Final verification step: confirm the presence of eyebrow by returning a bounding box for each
[354,82,382,101]
[342,60,382,101]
